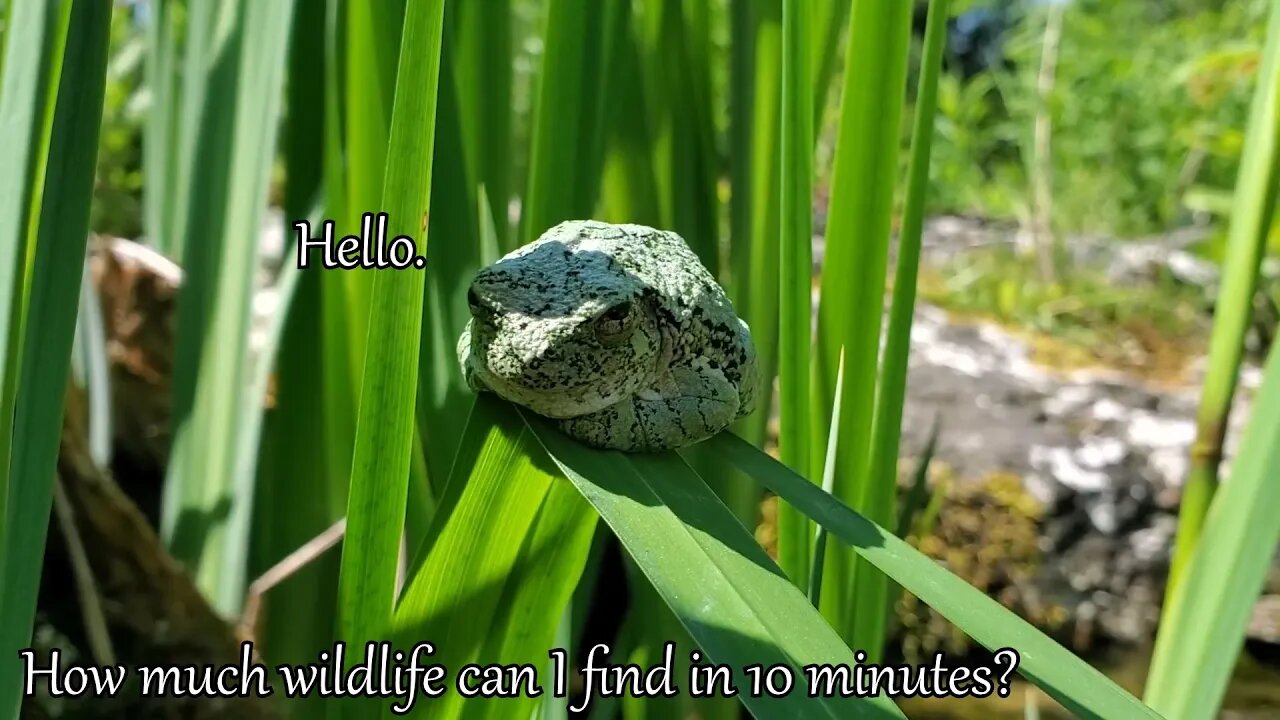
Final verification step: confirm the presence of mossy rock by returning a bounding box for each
[755,467,1078,663]
[893,470,1070,664]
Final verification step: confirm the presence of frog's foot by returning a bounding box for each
[558,359,739,452]
[456,322,488,392]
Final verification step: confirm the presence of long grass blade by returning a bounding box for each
[732,1,781,452]
[810,0,851,128]
[811,0,912,651]
[336,0,446,669]
[0,3,112,716]
[1146,7,1280,702]
[809,349,845,608]
[253,268,346,682]
[162,0,297,614]
[707,432,1161,720]
[521,406,906,719]
[1166,0,1280,594]
[635,0,721,270]
[453,0,512,250]
[158,0,218,268]
[344,0,404,225]
[392,396,596,720]
[461,479,595,720]
[1144,305,1280,717]
[314,0,362,565]
[596,1,662,227]
[854,0,951,661]
[521,0,613,244]
[417,13,482,499]
[246,0,350,678]
[1145,323,1280,717]
[0,0,62,586]
[72,258,113,469]
[727,0,754,298]
[142,0,183,258]
[333,0,405,410]
[775,0,815,589]
[159,0,223,549]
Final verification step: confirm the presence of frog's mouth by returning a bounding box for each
[470,363,632,419]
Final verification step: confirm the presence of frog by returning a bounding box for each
[457,219,758,452]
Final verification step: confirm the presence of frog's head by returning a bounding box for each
[459,224,665,419]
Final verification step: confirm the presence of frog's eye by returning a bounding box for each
[468,287,497,323]
[594,300,633,344]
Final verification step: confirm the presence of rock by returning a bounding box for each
[899,263,1278,651]
[1250,596,1280,645]
[89,233,284,482]
[45,388,282,719]
[89,236,181,478]
[814,214,1279,655]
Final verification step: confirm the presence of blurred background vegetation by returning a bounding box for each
[88,0,1276,369]
[92,0,1272,250]
[928,0,1263,238]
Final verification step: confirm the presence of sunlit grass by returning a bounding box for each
[335,0,447,690]
[811,0,911,657]
[0,1,113,715]
[1146,1,1280,717]
[4,1,1280,719]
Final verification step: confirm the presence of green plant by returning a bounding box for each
[1164,0,1280,596]
[1146,1,1280,717]
[0,2,114,715]
[6,1,1280,719]
[929,0,1267,238]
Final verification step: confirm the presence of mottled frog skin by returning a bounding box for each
[457,220,758,452]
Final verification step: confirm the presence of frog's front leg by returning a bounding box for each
[558,357,740,452]
[457,322,488,392]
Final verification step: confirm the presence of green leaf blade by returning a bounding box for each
[336,0,447,657]
[775,0,815,590]
[812,0,912,652]
[707,432,1162,720]
[522,407,907,720]
[1147,333,1280,718]
[161,0,298,614]
[0,0,61,586]
[1166,0,1280,593]
[393,396,596,720]
[0,2,113,716]
[858,0,952,658]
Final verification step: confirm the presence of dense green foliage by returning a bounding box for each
[930,0,1266,237]
[89,1,1270,246]
[4,1,1280,719]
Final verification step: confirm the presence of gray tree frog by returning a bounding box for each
[457,220,758,452]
